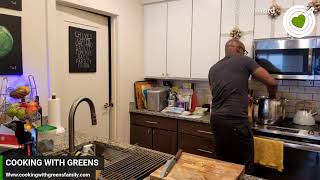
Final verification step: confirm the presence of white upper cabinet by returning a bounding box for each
[191,0,221,79]
[220,0,255,58]
[254,0,290,39]
[294,0,317,36]
[166,0,193,78]
[144,3,168,78]
[317,15,320,36]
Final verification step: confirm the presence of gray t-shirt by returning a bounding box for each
[208,55,260,118]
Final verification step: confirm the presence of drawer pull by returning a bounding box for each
[145,121,158,125]
[196,149,213,154]
[197,130,213,135]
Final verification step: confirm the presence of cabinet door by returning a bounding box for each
[254,0,290,39]
[220,0,255,58]
[167,0,192,78]
[317,15,320,36]
[130,125,153,149]
[294,0,317,37]
[144,3,167,78]
[191,0,221,79]
[153,129,177,155]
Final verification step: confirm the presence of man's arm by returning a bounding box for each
[252,67,278,99]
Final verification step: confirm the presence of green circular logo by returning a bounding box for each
[0,26,13,58]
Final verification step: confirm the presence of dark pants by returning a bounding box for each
[210,114,254,173]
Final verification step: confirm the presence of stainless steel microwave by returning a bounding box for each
[254,37,320,80]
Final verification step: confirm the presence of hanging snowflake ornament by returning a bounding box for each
[230,27,242,39]
[308,0,320,14]
[268,4,282,18]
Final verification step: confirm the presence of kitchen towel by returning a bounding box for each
[254,136,284,172]
[48,94,64,133]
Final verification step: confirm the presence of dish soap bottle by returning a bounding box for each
[81,144,95,156]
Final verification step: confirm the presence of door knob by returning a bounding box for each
[104,102,114,109]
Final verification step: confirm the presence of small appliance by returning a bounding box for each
[147,88,168,112]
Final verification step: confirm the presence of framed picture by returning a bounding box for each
[0,14,22,75]
[69,26,96,73]
[0,0,22,11]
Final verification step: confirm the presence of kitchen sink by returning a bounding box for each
[52,141,130,163]
[52,141,173,180]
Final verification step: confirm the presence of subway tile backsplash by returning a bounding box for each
[155,79,320,121]
[250,80,320,121]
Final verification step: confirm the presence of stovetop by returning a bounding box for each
[274,119,320,132]
[252,119,320,145]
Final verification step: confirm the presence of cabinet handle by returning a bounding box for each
[197,130,213,135]
[145,121,158,125]
[196,149,213,154]
[147,129,151,134]
[166,73,169,77]
[162,73,165,76]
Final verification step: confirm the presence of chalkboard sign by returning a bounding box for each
[0,14,22,75]
[0,0,22,11]
[69,26,96,73]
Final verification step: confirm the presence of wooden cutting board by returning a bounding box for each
[150,152,245,180]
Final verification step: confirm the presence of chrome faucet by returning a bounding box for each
[68,97,97,153]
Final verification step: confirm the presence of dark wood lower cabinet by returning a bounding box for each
[130,124,152,149]
[153,129,177,155]
[178,133,215,158]
[130,112,215,157]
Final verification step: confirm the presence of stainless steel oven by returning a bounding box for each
[254,37,320,80]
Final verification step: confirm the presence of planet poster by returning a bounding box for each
[0,14,22,75]
[0,0,22,11]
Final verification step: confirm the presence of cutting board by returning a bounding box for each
[150,152,245,180]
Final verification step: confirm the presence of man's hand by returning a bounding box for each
[252,67,278,99]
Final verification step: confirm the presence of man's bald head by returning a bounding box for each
[225,38,246,57]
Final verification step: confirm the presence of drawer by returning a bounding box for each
[178,133,215,158]
[178,120,213,138]
[130,113,177,131]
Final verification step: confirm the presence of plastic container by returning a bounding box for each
[81,144,95,156]
[168,90,176,107]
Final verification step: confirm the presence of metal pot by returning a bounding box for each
[254,96,287,125]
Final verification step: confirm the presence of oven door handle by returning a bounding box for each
[255,135,320,153]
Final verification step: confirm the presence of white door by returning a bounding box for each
[56,5,109,138]
[144,3,167,78]
[167,0,192,78]
[191,0,221,79]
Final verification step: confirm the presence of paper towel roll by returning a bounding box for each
[48,94,62,128]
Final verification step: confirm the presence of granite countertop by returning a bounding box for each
[39,131,265,180]
[142,174,265,180]
[38,131,130,155]
[129,102,210,124]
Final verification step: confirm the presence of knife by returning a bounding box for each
[160,149,183,178]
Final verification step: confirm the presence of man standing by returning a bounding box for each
[208,38,277,172]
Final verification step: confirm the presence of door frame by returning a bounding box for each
[45,0,119,140]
